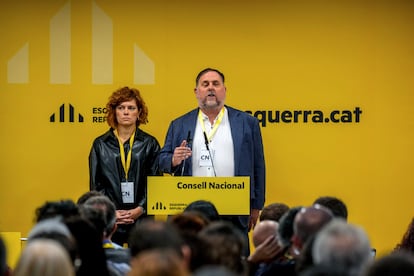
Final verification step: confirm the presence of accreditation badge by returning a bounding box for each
[121,181,134,203]
[199,148,215,167]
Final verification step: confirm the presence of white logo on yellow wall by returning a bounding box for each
[7,1,154,85]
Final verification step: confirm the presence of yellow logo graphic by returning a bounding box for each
[7,1,154,85]
[50,104,84,123]
[152,202,167,211]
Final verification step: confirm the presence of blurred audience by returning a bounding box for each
[33,199,111,276]
[247,220,281,275]
[277,206,303,255]
[129,249,189,276]
[293,205,334,275]
[255,205,333,276]
[168,212,211,272]
[198,220,247,275]
[27,217,78,265]
[80,195,131,275]
[193,265,239,276]
[76,190,103,205]
[35,199,80,222]
[14,196,398,276]
[13,239,75,276]
[363,251,414,276]
[183,200,220,222]
[311,219,372,276]
[128,219,191,271]
[313,196,348,221]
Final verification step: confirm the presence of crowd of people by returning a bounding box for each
[1,68,413,275]
[2,195,414,276]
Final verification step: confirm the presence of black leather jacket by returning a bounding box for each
[89,128,162,210]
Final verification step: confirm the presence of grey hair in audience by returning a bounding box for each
[27,218,77,263]
[312,219,371,276]
[28,218,72,240]
[13,239,75,276]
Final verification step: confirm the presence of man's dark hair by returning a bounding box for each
[35,199,80,222]
[278,206,303,247]
[195,68,225,86]
[260,202,290,222]
[184,200,220,222]
[313,196,348,221]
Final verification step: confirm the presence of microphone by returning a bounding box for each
[186,130,192,148]
[203,131,217,177]
[181,131,192,176]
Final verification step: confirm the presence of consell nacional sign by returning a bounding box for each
[147,176,250,215]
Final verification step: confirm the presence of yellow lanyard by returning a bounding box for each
[198,107,225,141]
[114,129,136,180]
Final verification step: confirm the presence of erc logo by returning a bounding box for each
[151,202,167,210]
[50,104,84,123]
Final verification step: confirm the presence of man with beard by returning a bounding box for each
[159,68,266,256]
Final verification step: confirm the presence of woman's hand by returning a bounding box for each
[116,206,145,224]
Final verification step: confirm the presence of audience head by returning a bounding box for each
[363,251,414,276]
[184,200,220,222]
[78,205,106,240]
[293,204,334,250]
[27,218,77,263]
[277,206,303,248]
[198,221,246,275]
[395,217,414,252]
[129,249,189,276]
[76,190,103,205]
[260,202,290,222]
[313,196,348,221]
[252,220,279,247]
[169,212,210,236]
[35,199,79,222]
[82,195,117,238]
[129,219,188,260]
[13,239,75,276]
[312,219,371,276]
[168,212,211,272]
[64,215,110,276]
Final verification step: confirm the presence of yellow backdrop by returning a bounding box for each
[1,0,414,258]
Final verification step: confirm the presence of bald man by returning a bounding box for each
[248,219,281,273]
[252,220,279,247]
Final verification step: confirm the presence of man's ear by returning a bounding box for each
[291,234,302,255]
[181,244,192,270]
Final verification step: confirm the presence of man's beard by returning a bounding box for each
[202,98,221,109]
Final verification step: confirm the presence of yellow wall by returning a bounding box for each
[1,0,414,257]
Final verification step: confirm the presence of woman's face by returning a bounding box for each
[115,99,139,128]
